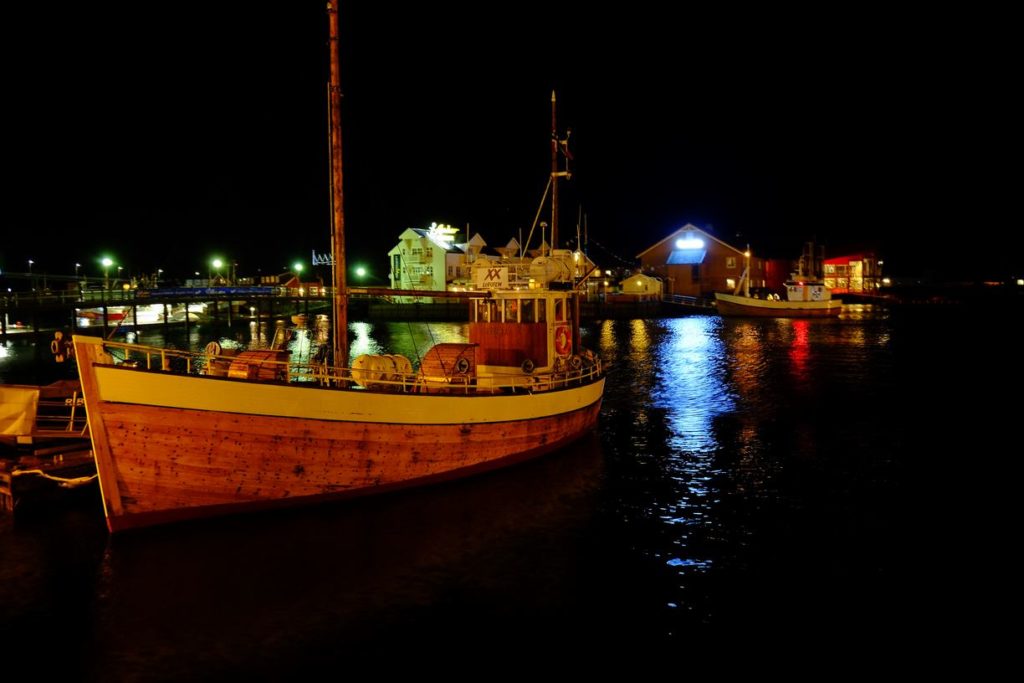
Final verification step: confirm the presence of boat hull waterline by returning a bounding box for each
[74,336,604,532]
[714,292,843,318]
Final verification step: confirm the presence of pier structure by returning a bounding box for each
[0,287,333,341]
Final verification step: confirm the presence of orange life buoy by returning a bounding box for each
[554,325,571,356]
[51,333,66,363]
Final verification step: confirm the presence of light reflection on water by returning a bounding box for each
[5,308,987,651]
[654,317,735,454]
[590,313,910,628]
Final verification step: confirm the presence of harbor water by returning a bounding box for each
[0,306,1014,673]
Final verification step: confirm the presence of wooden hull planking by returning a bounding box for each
[74,336,604,532]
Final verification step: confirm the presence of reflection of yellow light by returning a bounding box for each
[598,320,616,359]
[349,321,381,357]
[630,319,650,353]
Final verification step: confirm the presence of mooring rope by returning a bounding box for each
[11,470,98,488]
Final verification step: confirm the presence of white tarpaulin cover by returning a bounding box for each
[0,385,40,436]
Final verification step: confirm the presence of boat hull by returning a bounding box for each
[714,292,843,318]
[74,336,604,532]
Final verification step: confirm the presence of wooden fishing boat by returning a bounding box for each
[1,380,94,514]
[72,4,604,532]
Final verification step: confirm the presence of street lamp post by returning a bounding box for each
[102,257,113,291]
[28,259,34,291]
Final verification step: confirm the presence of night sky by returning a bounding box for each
[3,3,1015,286]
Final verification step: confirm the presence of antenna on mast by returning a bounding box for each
[551,91,559,250]
[550,91,573,251]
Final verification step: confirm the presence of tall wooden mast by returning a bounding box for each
[327,2,348,370]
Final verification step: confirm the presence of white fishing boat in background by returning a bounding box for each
[715,244,843,318]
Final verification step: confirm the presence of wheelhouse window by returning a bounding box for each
[521,299,535,323]
[554,297,566,322]
[504,299,519,322]
[474,300,499,322]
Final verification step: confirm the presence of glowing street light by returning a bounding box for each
[27,259,34,291]
[355,266,367,278]
[211,257,224,284]
[75,263,81,278]
[101,257,114,290]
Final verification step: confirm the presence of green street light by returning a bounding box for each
[210,257,224,284]
[101,257,114,290]
[293,262,304,274]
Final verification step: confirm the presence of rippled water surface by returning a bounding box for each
[0,307,1014,672]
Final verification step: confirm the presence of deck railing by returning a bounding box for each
[101,340,603,394]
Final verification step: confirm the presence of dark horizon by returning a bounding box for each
[3,4,1016,284]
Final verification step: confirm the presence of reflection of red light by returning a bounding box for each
[789,320,809,381]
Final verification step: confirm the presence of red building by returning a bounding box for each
[823,253,882,293]
[637,224,766,298]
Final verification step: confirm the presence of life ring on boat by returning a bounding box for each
[554,325,571,356]
[455,357,470,374]
[521,358,535,375]
[50,332,66,363]
[204,341,222,356]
